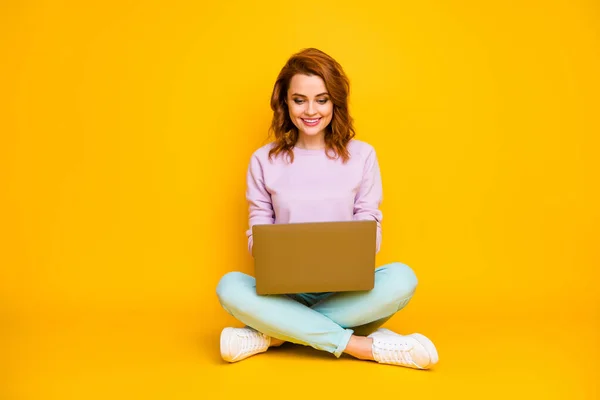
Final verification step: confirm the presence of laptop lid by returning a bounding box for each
[252,220,377,295]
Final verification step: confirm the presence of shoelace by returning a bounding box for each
[237,330,269,356]
[375,338,415,366]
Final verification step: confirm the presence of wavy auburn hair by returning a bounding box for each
[268,48,356,163]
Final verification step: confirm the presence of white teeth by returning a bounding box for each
[304,119,319,123]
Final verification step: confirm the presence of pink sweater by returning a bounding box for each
[245,139,383,255]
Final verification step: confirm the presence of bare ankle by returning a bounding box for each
[344,335,374,361]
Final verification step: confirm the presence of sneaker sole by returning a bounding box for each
[220,327,236,362]
[377,328,439,367]
[408,333,439,366]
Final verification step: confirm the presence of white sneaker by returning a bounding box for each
[368,328,439,369]
[220,327,271,363]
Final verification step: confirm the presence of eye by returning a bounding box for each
[317,98,329,104]
[293,99,304,104]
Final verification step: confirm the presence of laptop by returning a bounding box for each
[252,220,377,295]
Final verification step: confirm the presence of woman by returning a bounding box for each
[216,48,439,369]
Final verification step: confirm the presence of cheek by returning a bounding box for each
[322,104,334,119]
[289,105,303,118]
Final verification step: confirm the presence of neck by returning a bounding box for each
[295,132,325,150]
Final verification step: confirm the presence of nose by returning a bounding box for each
[305,101,317,116]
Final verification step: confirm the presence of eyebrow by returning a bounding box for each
[291,92,329,97]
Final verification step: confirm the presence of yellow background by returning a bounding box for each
[1,0,598,399]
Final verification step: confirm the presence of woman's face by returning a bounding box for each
[287,74,333,140]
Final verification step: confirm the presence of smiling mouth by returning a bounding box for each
[302,118,321,126]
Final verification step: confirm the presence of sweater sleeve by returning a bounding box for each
[353,146,383,253]
[245,153,275,255]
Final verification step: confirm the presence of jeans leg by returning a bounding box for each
[311,262,418,334]
[350,316,394,337]
[216,272,353,357]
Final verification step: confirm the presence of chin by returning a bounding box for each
[300,130,322,136]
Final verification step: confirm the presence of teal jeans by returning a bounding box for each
[216,262,418,357]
